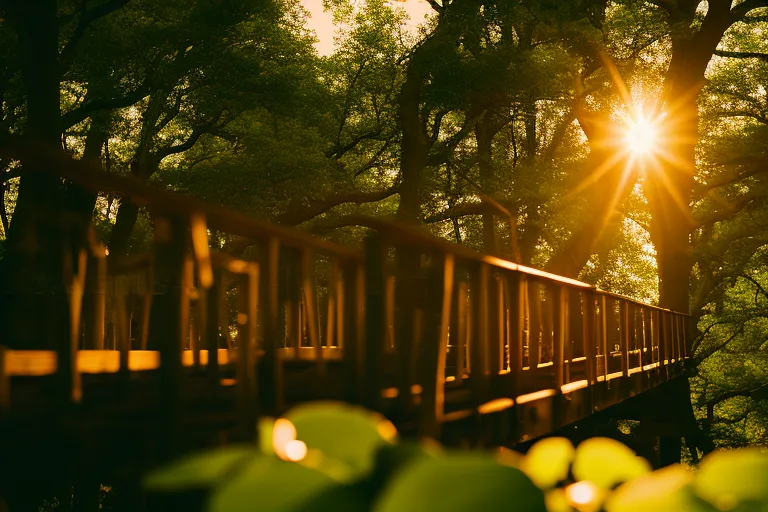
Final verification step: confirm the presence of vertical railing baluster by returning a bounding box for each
[528,281,541,369]
[583,292,596,385]
[642,307,651,367]
[507,274,524,398]
[470,263,490,408]
[488,274,504,375]
[115,280,130,381]
[552,284,566,391]
[363,234,386,411]
[190,213,213,370]
[620,300,630,378]
[235,262,259,440]
[206,267,225,386]
[149,214,191,462]
[61,244,87,404]
[418,253,454,438]
[658,311,668,381]
[456,281,468,384]
[301,250,323,373]
[259,237,281,414]
[84,242,107,350]
[600,295,609,380]
[326,260,339,349]
[0,345,8,410]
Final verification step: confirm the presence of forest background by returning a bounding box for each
[0,0,767,456]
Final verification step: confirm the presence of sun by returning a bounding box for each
[624,111,658,156]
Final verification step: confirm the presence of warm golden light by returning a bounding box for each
[284,440,308,462]
[566,481,601,510]
[625,112,658,155]
[272,418,297,460]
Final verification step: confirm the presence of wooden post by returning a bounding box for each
[507,274,524,398]
[552,284,566,390]
[620,301,630,378]
[488,274,504,375]
[301,250,323,374]
[417,253,453,438]
[527,281,541,369]
[599,295,609,380]
[341,262,365,404]
[148,214,190,462]
[582,292,596,385]
[470,263,490,407]
[454,282,468,384]
[60,245,87,405]
[206,267,225,388]
[363,234,386,411]
[235,263,259,441]
[0,345,8,410]
[258,238,281,414]
[83,247,106,350]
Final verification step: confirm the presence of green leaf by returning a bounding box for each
[208,457,338,512]
[368,440,442,488]
[523,437,575,489]
[258,416,276,456]
[572,437,651,489]
[373,453,547,512]
[693,448,768,510]
[284,401,398,479]
[606,465,714,512]
[143,445,260,492]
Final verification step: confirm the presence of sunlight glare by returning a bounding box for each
[625,112,657,155]
[566,480,600,510]
[284,440,308,462]
[272,418,297,460]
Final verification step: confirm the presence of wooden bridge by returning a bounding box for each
[0,156,692,510]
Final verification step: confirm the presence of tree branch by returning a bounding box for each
[730,0,768,23]
[61,85,150,129]
[423,202,484,223]
[275,184,400,226]
[59,0,131,71]
[714,49,768,63]
[154,111,227,160]
[705,110,768,125]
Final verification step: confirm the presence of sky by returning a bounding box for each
[300,0,434,56]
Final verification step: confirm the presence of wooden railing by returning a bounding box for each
[356,218,692,442]
[0,153,691,455]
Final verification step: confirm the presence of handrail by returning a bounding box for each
[9,146,362,261]
[345,215,688,316]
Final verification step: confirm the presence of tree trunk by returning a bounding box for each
[0,0,70,350]
[396,64,429,223]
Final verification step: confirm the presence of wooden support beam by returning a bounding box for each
[148,214,190,462]
[363,234,386,411]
